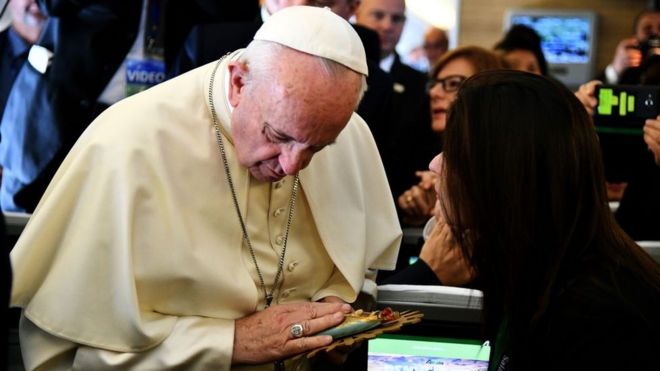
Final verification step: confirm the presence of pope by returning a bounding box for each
[9,6,401,370]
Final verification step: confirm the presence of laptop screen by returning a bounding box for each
[368,334,491,370]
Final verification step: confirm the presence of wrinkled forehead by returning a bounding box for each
[258,59,359,138]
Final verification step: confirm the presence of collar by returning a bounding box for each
[379,53,395,73]
[7,28,30,59]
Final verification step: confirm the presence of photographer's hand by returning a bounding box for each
[644,115,660,165]
[612,37,642,75]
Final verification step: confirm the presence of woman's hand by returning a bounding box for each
[419,220,474,286]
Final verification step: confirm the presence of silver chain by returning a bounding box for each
[208,57,299,307]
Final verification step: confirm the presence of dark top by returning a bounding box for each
[380,259,441,285]
[489,257,660,370]
[615,155,660,240]
[379,54,437,206]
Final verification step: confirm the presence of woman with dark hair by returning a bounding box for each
[381,47,503,284]
[433,70,660,369]
[398,46,504,227]
[494,24,548,76]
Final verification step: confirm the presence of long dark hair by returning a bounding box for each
[494,25,548,76]
[441,70,660,366]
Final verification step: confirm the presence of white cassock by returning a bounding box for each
[10,45,402,370]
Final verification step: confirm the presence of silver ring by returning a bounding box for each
[290,323,304,338]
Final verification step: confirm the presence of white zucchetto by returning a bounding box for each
[253,5,369,76]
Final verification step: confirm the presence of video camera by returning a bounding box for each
[639,34,660,61]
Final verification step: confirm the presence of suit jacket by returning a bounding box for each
[0,28,30,118]
[380,259,440,285]
[381,54,437,202]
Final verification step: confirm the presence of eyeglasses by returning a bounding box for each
[426,75,467,93]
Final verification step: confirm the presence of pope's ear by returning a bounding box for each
[227,61,249,107]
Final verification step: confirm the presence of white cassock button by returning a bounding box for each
[287,261,299,272]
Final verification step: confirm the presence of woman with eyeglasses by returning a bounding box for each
[438,70,660,370]
[379,47,504,286]
[397,47,504,228]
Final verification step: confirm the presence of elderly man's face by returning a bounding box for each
[356,0,406,59]
[228,51,361,182]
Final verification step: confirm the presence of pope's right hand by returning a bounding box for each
[231,301,352,365]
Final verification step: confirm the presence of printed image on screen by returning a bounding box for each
[510,15,591,64]
[368,334,490,371]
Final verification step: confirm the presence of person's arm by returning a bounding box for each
[383,221,473,287]
[397,171,438,226]
[21,302,351,370]
[608,37,642,82]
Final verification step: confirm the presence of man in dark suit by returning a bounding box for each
[355,0,436,210]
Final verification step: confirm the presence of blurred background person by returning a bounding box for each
[0,0,45,118]
[355,0,436,212]
[0,1,260,212]
[423,27,449,68]
[397,47,504,228]
[405,26,449,73]
[598,8,660,84]
[494,24,548,76]
[576,58,660,241]
[593,9,660,202]
[379,47,504,284]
